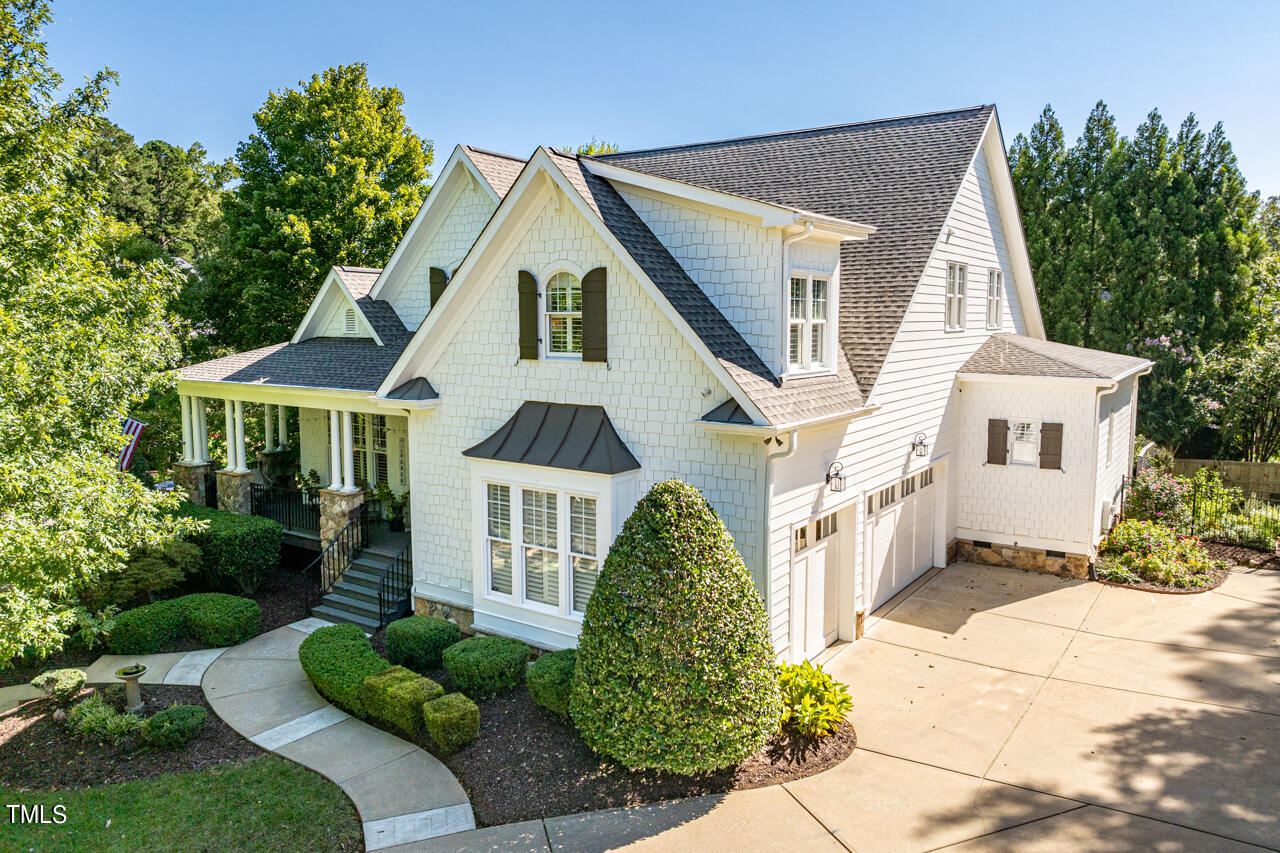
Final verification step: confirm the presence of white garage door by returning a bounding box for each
[866,467,937,611]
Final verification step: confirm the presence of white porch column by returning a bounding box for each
[328,410,343,491]
[276,404,288,449]
[264,403,275,453]
[233,400,248,472]
[193,397,208,462]
[179,395,194,463]
[223,400,235,471]
[341,410,356,492]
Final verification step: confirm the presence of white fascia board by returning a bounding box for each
[176,378,389,415]
[982,111,1047,340]
[698,404,881,436]
[956,372,1116,389]
[376,150,770,427]
[368,394,441,412]
[581,158,875,239]
[369,147,497,301]
[291,269,384,346]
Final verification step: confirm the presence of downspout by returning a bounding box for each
[780,222,813,374]
[1086,381,1118,577]
[762,429,799,660]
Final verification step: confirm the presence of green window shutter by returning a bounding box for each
[581,267,608,363]
[429,267,448,307]
[987,419,1008,465]
[518,271,539,360]
[1039,422,1064,470]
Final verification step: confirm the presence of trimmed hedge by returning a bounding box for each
[179,505,282,594]
[422,693,479,754]
[527,650,575,718]
[386,615,460,673]
[30,668,86,705]
[442,636,530,699]
[359,666,443,736]
[142,703,207,749]
[106,594,261,654]
[570,480,782,775]
[298,624,391,718]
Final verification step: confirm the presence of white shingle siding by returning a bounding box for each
[952,382,1096,552]
[385,180,497,330]
[409,194,765,617]
[618,186,783,369]
[1093,376,1137,539]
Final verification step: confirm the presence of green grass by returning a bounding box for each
[0,756,361,852]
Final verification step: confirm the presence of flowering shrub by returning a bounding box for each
[1126,468,1191,525]
[1098,520,1223,589]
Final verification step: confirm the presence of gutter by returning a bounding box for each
[698,404,881,437]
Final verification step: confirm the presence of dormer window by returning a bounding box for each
[545,272,583,357]
[788,275,831,372]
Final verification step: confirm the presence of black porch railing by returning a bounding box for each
[377,543,413,627]
[310,502,371,601]
[250,483,320,531]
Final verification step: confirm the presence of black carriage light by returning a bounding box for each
[825,462,846,492]
[911,433,929,457]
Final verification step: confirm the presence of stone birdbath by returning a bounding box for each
[114,664,148,713]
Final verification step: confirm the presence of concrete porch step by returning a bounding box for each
[310,603,381,631]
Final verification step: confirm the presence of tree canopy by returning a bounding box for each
[194,64,433,350]
[0,0,192,663]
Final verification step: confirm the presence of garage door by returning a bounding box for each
[866,467,937,611]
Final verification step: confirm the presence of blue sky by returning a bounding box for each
[48,0,1280,197]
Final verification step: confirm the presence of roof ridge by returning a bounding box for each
[596,105,992,159]
[462,145,528,164]
[336,265,383,273]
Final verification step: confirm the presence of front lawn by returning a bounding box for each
[0,756,361,852]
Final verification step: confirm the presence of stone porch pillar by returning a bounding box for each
[173,461,213,504]
[319,487,365,549]
[216,470,254,515]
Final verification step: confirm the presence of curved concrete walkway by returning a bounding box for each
[201,619,474,852]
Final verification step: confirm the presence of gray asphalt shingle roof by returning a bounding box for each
[179,337,410,392]
[598,106,996,395]
[961,334,1151,381]
[463,146,526,197]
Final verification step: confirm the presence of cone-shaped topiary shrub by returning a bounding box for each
[569,479,782,775]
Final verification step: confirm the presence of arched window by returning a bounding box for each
[544,272,582,356]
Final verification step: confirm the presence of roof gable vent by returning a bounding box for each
[344,308,357,335]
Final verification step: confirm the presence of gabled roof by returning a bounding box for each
[598,106,997,394]
[961,334,1152,382]
[463,402,640,475]
[180,337,410,392]
[384,377,438,401]
[544,148,865,425]
[462,146,525,198]
[332,265,382,299]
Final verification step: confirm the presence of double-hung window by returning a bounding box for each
[946,263,967,330]
[1010,420,1039,465]
[986,269,1003,329]
[788,275,831,372]
[483,480,600,616]
[545,272,583,357]
[351,413,388,487]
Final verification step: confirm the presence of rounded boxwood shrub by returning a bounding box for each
[141,703,207,749]
[298,624,391,718]
[422,693,480,754]
[359,666,443,736]
[107,599,186,654]
[179,505,282,594]
[30,668,86,705]
[183,593,261,647]
[527,649,575,718]
[570,479,782,775]
[442,636,530,699]
[386,615,460,673]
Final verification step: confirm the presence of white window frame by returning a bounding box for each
[538,261,588,361]
[786,271,835,376]
[1010,419,1040,466]
[946,263,967,331]
[986,269,1004,329]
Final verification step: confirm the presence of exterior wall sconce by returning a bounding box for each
[826,462,846,492]
[911,433,929,457]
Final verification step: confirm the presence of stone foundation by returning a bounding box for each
[319,488,364,549]
[173,461,213,505]
[413,595,475,636]
[215,470,254,515]
[952,538,1090,580]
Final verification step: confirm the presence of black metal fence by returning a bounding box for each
[1183,485,1280,550]
[249,483,320,531]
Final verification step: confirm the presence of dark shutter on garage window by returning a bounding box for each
[581,266,607,363]
[429,267,448,307]
[987,419,1008,465]
[1039,422,1064,470]
[518,270,539,360]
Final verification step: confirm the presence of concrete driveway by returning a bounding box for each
[417,561,1280,852]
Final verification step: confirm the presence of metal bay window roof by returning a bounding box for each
[463,402,640,475]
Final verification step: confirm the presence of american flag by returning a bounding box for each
[118,418,146,471]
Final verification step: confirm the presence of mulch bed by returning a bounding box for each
[414,686,855,827]
[1095,564,1230,594]
[0,684,261,791]
[1204,541,1280,571]
[0,645,101,691]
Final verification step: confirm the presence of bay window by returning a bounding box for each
[787,274,831,373]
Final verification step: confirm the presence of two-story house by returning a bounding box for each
[176,105,1151,662]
